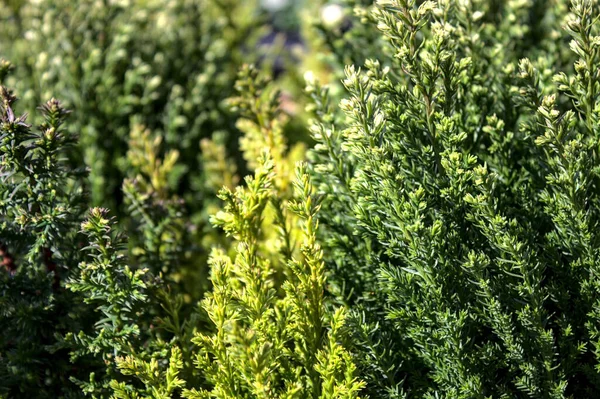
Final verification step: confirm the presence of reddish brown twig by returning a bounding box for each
[0,243,16,274]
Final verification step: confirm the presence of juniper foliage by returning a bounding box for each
[308,0,600,397]
[0,71,89,397]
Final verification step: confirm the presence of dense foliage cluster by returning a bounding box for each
[2,0,600,398]
[309,1,600,396]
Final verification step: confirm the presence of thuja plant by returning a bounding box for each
[185,154,364,398]
[307,0,600,397]
[226,64,308,266]
[108,67,361,399]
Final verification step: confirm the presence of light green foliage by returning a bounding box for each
[227,65,307,266]
[110,346,185,399]
[185,155,363,398]
[229,65,307,193]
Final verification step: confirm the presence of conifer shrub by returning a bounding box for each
[307,0,600,397]
[0,0,322,309]
[182,68,363,398]
[0,62,90,398]
[0,0,310,328]
[0,55,360,397]
[0,64,193,398]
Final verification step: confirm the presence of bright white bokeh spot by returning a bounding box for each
[261,0,290,12]
[321,3,344,29]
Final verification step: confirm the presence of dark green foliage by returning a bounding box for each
[65,207,150,395]
[309,0,600,397]
[0,79,88,397]
[0,73,197,399]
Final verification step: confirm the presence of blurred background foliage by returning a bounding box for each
[0,0,373,300]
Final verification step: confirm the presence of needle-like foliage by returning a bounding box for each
[308,0,600,397]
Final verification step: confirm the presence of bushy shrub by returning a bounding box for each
[308,0,600,397]
[0,64,193,397]
[0,54,358,397]
[0,63,90,398]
